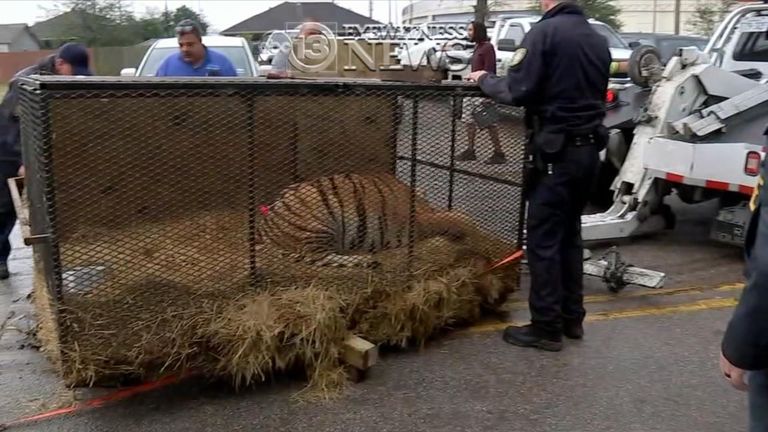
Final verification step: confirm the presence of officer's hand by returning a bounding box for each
[466,71,487,82]
[720,350,748,391]
[17,165,24,177]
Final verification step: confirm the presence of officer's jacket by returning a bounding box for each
[722,160,768,371]
[477,2,611,133]
[0,54,56,164]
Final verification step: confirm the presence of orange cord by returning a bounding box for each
[483,249,524,274]
[0,372,194,430]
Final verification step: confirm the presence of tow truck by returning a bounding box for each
[582,1,768,247]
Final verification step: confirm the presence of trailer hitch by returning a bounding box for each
[601,247,632,293]
[583,246,667,292]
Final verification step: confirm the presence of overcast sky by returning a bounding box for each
[0,0,413,32]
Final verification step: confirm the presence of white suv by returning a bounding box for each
[120,35,260,77]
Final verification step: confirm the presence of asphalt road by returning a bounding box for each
[0,189,751,432]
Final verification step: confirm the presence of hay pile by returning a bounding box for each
[31,211,519,397]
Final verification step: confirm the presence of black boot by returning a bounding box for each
[502,324,563,352]
[485,151,507,165]
[563,321,584,339]
[455,148,477,161]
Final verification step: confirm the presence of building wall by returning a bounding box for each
[402,0,745,35]
[0,45,8,53]
[10,30,41,52]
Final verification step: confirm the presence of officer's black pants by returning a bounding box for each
[0,210,15,264]
[526,144,599,334]
[0,160,20,264]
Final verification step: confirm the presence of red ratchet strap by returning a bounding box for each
[482,249,524,274]
[0,372,193,430]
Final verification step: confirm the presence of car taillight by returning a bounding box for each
[606,89,617,104]
[745,151,762,176]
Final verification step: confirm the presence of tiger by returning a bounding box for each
[254,172,479,268]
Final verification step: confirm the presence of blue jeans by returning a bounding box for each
[750,370,768,432]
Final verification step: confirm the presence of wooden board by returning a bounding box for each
[341,335,378,370]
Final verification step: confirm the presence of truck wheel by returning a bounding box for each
[629,45,663,88]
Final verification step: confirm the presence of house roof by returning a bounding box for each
[221,1,383,35]
[0,23,32,44]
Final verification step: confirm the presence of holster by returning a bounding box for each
[527,116,566,175]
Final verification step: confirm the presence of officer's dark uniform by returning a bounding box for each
[722,159,768,431]
[0,55,57,279]
[476,1,611,351]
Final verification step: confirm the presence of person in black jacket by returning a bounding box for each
[721,160,768,431]
[467,0,611,351]
[0,43,91,280]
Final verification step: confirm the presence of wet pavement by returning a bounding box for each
[0,195,752,431]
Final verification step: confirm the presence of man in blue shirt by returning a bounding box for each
[155,19,238,77]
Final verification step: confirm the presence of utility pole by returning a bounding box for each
[369,0,373,18]
[475,0,489,24]
[674,0,681,35]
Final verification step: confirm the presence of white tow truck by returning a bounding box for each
[582,2,768,247]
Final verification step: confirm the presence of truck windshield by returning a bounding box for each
[733,30,768,62]
[139,46,253,76]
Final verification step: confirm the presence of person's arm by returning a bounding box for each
[722,193,768,372]
[476,28,545,106]
[0,78,22,158]
[483,44,496,75]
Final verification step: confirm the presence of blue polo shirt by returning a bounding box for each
[155,47,238,77]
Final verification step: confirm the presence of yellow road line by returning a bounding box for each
[505,282,744,310]
[467,297,740,334]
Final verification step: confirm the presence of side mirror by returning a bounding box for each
[497,38,517,52]
[120,67,136,77]
[628,41,641,49]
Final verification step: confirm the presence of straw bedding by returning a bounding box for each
[31,210,519,397]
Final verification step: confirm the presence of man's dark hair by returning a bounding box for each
[470,21,489,43]
[175,19,203,40]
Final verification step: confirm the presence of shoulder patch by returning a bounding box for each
[510,48,527,68]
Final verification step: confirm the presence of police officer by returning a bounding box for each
[0,43,92,280]
[467,0,611,351]
[720,156,768,431]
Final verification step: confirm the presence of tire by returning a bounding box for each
[628,45,663,88]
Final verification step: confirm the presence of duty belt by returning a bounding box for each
[569,133,598,147]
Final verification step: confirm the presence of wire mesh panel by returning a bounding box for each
[17,76,527,385]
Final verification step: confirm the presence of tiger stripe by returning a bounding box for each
[254,173,483,268]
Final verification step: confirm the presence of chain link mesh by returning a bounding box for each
[17,77,527,384]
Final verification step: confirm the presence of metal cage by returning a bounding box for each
[15,76,528,383]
